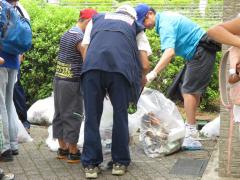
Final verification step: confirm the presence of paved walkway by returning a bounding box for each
[0,125,218,180]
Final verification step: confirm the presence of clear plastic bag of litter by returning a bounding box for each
[137,88,185,158]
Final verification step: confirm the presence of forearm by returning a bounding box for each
[146,48,174,83]
[153,49,174,74]
[139,50,150,75]
[208,26,240,48]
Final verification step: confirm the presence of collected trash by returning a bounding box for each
[17,118,33,143]
[46,88,186,159]
[45,125,59,151]
[200,116,220,138]
[27,93,54,125]
[12,104,33,143]
[137,88,185,158]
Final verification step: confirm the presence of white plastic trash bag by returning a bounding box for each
[17,119,33,143]
[27,94,54,125]
[233,105,240,123]
[45,125,59,151]
[200,116,220,138]
[137,88,185,158]
[12,102,33,143]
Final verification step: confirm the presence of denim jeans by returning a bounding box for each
[0,68,18,152]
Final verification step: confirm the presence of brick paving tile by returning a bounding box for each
[0,125,217,180]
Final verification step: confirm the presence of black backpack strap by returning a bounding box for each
[15,5,25,18]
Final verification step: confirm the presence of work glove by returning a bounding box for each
[146,71,157,83]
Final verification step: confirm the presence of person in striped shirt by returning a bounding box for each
[52,8,97,164]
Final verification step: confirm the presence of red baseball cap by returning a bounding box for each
[79,8,97,19]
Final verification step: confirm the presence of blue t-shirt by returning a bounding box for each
[155,12,205,60]
[0,50,19,69]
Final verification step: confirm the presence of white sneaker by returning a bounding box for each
[182,136,202,150]
[185,124,199,139]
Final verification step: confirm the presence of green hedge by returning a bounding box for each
[21,0,221,111]
[21,0,79,105]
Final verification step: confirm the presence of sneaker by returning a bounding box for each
[56,148,69,160]
[112,163,127,176]
[12,149,19,156]
[2,173,15,180]
[185,124,199,139]
[0,149,13,162]
[67,150,81,164]
[84,165,101,179]
[182,136,202,150]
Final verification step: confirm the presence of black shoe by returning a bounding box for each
[106,161,113,169]
[0,149,13,162]
[56,148,69,160]
[67,150,81,164]
[12,149,19,156]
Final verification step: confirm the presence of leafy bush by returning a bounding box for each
[20,0,79,105]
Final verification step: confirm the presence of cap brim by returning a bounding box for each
[137,17,145,25]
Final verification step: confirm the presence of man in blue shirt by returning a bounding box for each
[135,4,220,148]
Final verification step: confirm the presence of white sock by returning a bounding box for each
[185,123,197,129]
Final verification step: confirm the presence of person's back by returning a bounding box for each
[155,11,205,60]
[83,13,142,87]
[82,12,144,101]
[55,27,83,81]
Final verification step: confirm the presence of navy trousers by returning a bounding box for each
[13,71,30,129]
[81,70,131,167]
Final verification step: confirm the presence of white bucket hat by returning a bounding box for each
[115,4,137,20]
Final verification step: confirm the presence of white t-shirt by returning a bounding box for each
[82,20,152,56]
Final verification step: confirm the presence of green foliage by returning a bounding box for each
[20,0,78,105]
[60,0,113,2]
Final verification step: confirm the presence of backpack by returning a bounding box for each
[0,0,32,55]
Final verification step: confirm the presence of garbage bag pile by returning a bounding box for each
[43,88,185,159]
[27,94,54,125]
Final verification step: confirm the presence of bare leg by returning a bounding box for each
[182,93,200,125]
[58,139,68,150]
[69,143,78,154]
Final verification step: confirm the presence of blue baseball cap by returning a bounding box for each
[135,4,151,25]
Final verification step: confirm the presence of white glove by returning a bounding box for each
[146,71,157,83]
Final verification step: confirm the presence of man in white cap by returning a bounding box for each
[80,4,152,179]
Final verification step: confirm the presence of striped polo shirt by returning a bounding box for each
[55,26,83,81]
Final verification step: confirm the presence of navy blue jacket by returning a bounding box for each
[81,13,144,103]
